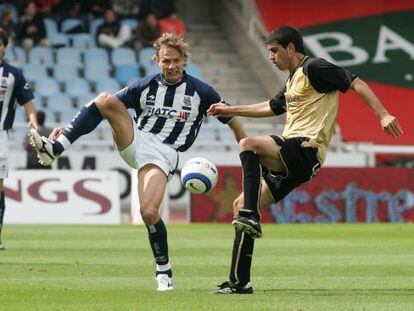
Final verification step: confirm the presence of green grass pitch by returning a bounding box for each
[1,224,414,310]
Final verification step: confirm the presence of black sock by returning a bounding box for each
[146,219,172,277]
[53,102,103,155]
[239,150,262,219]
[229,228,254,285]
[0,191,5,238]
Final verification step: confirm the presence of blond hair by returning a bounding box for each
[152,33,190,65]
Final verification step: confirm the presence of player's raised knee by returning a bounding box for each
[239,137,257,152]
[94,92,116,110]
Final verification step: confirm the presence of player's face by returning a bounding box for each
[267,42,290,71]
[157,46,185,83]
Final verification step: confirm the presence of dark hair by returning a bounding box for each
[37,110,46,126]
[0,28,9,47]
[265,25,305,54]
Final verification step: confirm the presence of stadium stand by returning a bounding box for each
[5,0,293,153]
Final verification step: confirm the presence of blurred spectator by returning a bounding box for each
[160,11,185,37]
[24,111,51,169]
[0,7,16,39]
[113,0,140,18]
[33,0,53,15]
[51,0,82,22]
[16,1,50,50]
[96,8,131,49]
[138,0,176,20]
[134,12,161,51]
[80,0,112,19]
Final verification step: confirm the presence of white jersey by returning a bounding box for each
[0,60,34,130]
[115,72,232,151]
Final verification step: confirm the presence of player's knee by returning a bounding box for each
[239,137,256,152]
[232,197,243,217]
[94,92,115,111]
[140,202,159,225]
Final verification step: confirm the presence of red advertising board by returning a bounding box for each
[191,167,414,223]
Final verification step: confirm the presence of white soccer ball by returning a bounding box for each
[181,157,218,194]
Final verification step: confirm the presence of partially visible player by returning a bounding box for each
[29,33,247,291]
[0,28,38,250]
[207,25,403,294]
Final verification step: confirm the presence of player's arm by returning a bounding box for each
[226,117,247,143]
[207,101,275,118]
[24,101,38,130]
[351,79,403,138]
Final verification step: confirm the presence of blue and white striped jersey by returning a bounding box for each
[0,60,34,130]
[116,72,232,152]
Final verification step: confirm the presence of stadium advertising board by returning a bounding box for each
[191,167,414,223]
[4,170,120,224]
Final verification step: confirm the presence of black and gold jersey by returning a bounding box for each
[269,56,357,164]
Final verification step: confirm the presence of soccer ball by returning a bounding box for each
[181,157,218,194]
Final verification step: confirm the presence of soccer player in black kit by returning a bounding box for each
[208,25,403,294]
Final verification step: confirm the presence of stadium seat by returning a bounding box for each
[75,93,98,107]
[28,47,54,66]
[5,46,26,66]
[142,63,159,76]
[114,65,140,85]
[111,47,137,66]
[95,78,121,94]
[186,63,203,79]
[70,33,95,50]
[139,47,156,66]
[44,18,58,35]
[61,18,85,33]
[65,79,91,98]
[56,48,82,67]
[84,48,110,67]
[54,64,80,82]
[48,32,70,47]
[46,93,77,123]
[23,63,48,82]
[35,78,60,97]
[121,19,138,31]
[46,93,72,109]
[89,18,104,37]
[84,64,110,83]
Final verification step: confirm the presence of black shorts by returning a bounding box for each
[262,136,321,203]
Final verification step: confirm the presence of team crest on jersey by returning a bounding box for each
[146,94,156,105]
[183,96,192,106]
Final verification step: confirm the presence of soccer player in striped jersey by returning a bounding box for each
[208,25,403,294]
[29,33,247,291]
[0,28,38,250]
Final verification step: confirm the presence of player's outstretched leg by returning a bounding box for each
[29,100,104,166]
[29,129,57,166]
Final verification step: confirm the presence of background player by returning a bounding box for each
[0,28,37,250]
[207,25,403,294]
[29,33,247,291]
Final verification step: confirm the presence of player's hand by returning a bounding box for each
[207,103,231,117]
[381,114,403,139]
[48,126,66,142]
